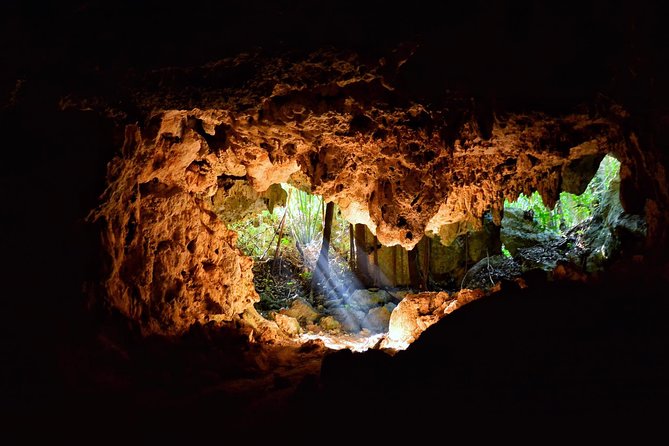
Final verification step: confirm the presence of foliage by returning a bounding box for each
[504,154,621,234]
[282,184,323,247]
[229,209,280,258]
[252,256,312,313]
[230,184,352,262]
[280,183,351,257]
[502,244,512,258]
[228,184,358,312]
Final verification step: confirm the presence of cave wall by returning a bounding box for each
[5,3,669,433]
[89,52,638,334]
[212,181,286,225]
[354,216,501,288]
[91,115,260,334]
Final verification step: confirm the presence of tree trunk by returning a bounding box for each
[421,236,430,290]
[353,224,373,286]
[372,235,379,287]
[408,247,421,290]
[312,201,335,292]
[392,245,397,285]
[272,188,292,273]
[348,223,355,269]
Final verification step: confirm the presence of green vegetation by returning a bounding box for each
[229,183,355,313]
[284,184,323,248]
[229,183,350,260]
[501,244,512,258]
[504,154,621,234]
[228,209,281,259]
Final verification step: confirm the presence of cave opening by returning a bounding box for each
[215,153,644,353]
[498,153,646,280]
[504,154,623,238]
[86,104,656,364]
[55,32,665,432]
[8,1,669,438]
[222,181,418,352]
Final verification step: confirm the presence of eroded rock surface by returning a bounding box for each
[90,51,640,334]
[384,291,451,347]
[501,207,562,256]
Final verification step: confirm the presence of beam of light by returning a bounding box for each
[382,317,413,350]
[299,251,410,352]
[299,332,387,352]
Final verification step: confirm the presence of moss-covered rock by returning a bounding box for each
[501,207,562,256]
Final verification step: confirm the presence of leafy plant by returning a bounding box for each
[230,184,351,261]
[502,244,512,258]
[229,209,279,258]
[282,184,323,247]
[504,154,621,234]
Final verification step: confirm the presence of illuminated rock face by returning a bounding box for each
[92,117,259,335]
[385,291,451,348]
[384,289,485,348]
[91,52,649,334]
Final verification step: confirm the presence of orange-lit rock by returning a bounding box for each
[444,289,486,314]
[91,119,259,335]
[382,288,487,349]
[274,313,302,336]
[91,52,632,334]
[362,305,392,333]
[385,291,450,347]
[279,298,319,325]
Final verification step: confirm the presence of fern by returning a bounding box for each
[282,183,323,247]
[505,154,621,234]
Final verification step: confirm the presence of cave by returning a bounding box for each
[4,1,669,442]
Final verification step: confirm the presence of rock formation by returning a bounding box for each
[5,1,669,439]
[87,51,651,334]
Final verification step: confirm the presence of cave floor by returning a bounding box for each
[9,264,669,443]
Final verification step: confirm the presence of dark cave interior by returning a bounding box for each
[2,0,669,442]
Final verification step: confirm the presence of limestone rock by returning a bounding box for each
[560,142,605,195]
[89,52,630,335]
[274,313,302,336]
[90,117,259,335]
[385,291,450,347]
[461,255,523,290]
[240,307,287,344]
[517,244,569,274]
[212,181,287,224]
[501,207,562,256]
[328,307,365,333]
[444,289,486,314]
[318,316,341,331]
[566,177,646,272]
[384,302,397,313]
[346,289,392,312]
[125,54,623,253]
[362,306,392,333]
[280,298,319,325]
[430,212,502,284]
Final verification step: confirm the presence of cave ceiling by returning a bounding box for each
[87,49,635,334]
[119,49,629,245]
[7,1,664,335]
[5,5,669,433]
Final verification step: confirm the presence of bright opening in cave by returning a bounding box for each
[11,1,669,436]
[499,154,645,278]
[224,182,406,352]
[504,155,622,236]
[220,154,642,353]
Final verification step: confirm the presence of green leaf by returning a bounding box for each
[504,154,620,236]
